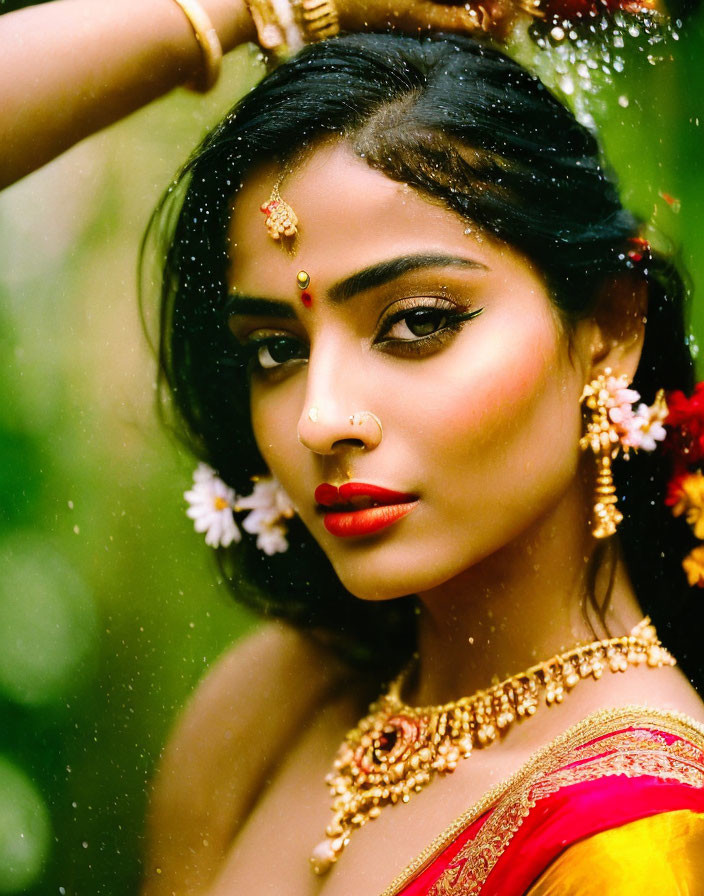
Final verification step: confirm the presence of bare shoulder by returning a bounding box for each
[142,621,351,895]
[597,662,704,727]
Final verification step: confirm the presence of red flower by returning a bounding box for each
[665,471,687,508]
[665,383,704,467]
[531,0,658,22]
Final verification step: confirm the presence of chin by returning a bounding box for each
[328,552,458,603]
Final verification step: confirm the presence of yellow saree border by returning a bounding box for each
[378,705,704,896]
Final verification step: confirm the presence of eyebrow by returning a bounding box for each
[226,253,485,319]
[225,295,296,320]
[328,253,486,303]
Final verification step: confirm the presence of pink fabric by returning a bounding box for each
[400,809,491,895]
[397,725,704,896]
[483,772,704,895]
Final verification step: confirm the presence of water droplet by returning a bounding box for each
[618,95,629,108]
[559,74,575,96]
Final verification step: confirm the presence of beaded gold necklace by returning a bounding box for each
[310,617,675,874]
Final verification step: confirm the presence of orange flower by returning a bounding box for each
[668,470,704,539]
[682,546,704,588]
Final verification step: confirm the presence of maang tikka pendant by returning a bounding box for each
[260,184,298,241]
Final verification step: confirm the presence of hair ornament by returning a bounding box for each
[185,464,295,554]
[235,474,296,554]
[627,236,652,265]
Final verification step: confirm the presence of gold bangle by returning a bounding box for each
[170,0,223,92]
[298,0,339,41]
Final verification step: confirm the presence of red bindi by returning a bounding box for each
[301,291,312,308]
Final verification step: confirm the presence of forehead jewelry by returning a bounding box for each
[297,270,312,308]
[260,184,298,241]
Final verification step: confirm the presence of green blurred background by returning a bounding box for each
[0,4,703,894]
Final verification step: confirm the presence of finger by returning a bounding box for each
[419,0,516,36]
[412,2,483,31]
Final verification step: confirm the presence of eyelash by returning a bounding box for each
[238,298,483,373]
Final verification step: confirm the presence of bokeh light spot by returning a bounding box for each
[0,757,51,893]
[0,533,98,706]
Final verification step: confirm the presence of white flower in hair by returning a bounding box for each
[252,523,289,557]
[604,374,668,453]
[184,463,241,548]
[627,398,669,452]
[236,475,296,556]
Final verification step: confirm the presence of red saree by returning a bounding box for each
[380,706,704,895]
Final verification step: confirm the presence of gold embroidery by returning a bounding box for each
[559,726,704,770]
[430,729,704,895]
[378,706,704,896]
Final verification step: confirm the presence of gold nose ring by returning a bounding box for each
[349,411,383,444]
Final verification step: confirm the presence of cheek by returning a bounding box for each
[406,313,582,527]
[424,316,568,444]
[249,379,306,484]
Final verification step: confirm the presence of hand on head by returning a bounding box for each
[336,0,515,37]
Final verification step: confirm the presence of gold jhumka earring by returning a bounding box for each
[580,370,667,538]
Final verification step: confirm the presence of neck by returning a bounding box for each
[409,486,645,707]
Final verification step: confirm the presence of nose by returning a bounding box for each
[296,347,382,456]
[298,406,383,455]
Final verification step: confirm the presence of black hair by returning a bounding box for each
[144,31,702,688]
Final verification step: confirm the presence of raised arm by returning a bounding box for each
[0,0,256,189]
[0,0,485,190]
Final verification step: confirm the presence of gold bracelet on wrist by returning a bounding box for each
[170,0,222,92]
[296,0,339,42]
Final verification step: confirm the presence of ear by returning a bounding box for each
[572,273,648,385]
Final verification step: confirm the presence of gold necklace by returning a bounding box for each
[310,617,675,874]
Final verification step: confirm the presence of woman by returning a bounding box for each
[140,27,704,896]
[2,3,703,894]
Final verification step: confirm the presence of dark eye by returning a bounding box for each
[255,337,306,370]
[383,308,451,341]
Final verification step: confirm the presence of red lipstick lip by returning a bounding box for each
[314,482,417,508]
[314,482,419,538]
[322,501,419,538]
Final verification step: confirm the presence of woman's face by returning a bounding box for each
[227,142,594,600]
